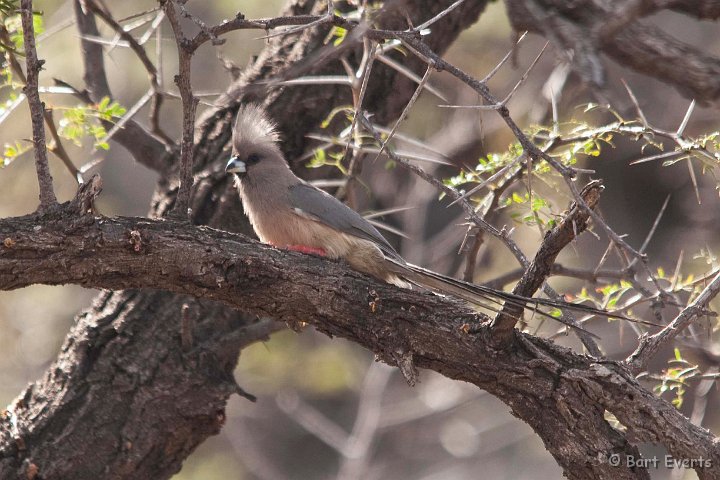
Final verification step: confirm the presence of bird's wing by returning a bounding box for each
[288,182,402,260]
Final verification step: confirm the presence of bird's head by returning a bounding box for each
[226,104,281,178]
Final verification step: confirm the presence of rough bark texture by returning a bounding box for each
[1,1,719,479]
[0,204,718,480]
[0,1,491,479]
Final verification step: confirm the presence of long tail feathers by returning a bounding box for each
[384,259,659,333]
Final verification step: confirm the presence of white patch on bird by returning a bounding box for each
[292,207,321,222]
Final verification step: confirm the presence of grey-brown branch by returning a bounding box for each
[0,202,718,480]
[20,0,57,209]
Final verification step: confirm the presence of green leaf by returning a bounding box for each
[2,140,29,167]
[307,148,327,168]
[531,196,548,212]
[5,11,43,51]
[331,26,347,46]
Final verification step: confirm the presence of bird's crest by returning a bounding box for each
[233,104,280,151]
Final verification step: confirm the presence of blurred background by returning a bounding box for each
[1,1,718,479]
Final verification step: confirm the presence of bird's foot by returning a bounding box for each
[285,244,327,256]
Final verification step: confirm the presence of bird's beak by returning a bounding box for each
[225,155,247,176]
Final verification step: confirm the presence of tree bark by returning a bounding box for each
[503,0,720,102]
[2,1,719,479]
[0,197,718,479]
[0,1,490,479]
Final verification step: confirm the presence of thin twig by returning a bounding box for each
[483,32,528,83]
[163,0,197,219]
[501,42,549,106]
[376,53,447,101]
[415,0,467,31]
[371,63,434,164]
[0,26,81,183]
[85,0,174,146]
[343,41,377,165]
[21,0,57,210]
[626,270,720,373]
[72,0,169,171]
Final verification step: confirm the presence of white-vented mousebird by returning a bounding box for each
[225,104,622,323]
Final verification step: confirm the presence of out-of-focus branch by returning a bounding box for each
[20,0,57,209]
[668,0,720,19]
[84,0,174,146]
[608,23,720,103]
[504,0,720,103]
[72,0,169,172]
[0,26,82,183]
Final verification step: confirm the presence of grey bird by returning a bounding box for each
[225,104,620,322]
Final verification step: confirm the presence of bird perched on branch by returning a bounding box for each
[225,104,620,323]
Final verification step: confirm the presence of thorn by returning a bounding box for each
[676,99,696,137]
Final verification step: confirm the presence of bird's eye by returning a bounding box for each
[247,153,261,164]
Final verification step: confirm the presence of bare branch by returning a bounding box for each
[415,0,467,31]
[371,63,434,163]
[491,181,604,352]
[343,40,377,169]
[482,31,527,83]
[72,0,169,172]
[627,270,720,373]
[163,0,198,219]
[20,0,57,210]
[0,26,81,183]
[376,53,447,101]
[0,204,717,478]
[84,0,174,146]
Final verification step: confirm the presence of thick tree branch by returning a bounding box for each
[14,2,718,479]
[504,0,720,102]
[491,181,603,355]
[0,204,718,479]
